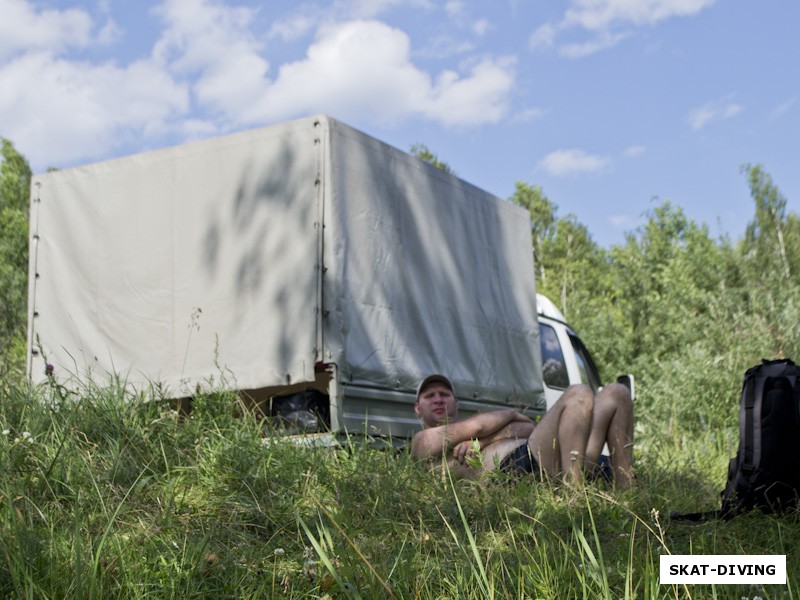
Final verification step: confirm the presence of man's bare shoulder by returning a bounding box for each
[410,425,448,460]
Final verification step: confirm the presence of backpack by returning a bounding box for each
[718,358,800,518]
[673,358,800,521]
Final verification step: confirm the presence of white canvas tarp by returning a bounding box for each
[322,118,543,405]
[28,115,543,406]
[29,119,324,393]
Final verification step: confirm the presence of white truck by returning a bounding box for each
[27,115,627,438]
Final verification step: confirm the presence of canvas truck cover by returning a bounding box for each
[28,115,544,414]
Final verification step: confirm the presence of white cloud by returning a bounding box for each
[513,106,546,122]
[0,1,515,170]
[609,214,636,229]
[623,145,646,157]
[267,13,317,42]
[153,0,271,119]
[268,0,433,39]
[472,18,492,36]
[153,3,513,127]
[687,97,742,130]
[533,0,717,57]
[249,20,427,123]
[424,57,515,125]
[0,0,188,168]
[417,35,474,59]
[563,0,717,31]
[770,98,796,121]
[0,52,187,168]
[97,17,124,46]
[0,0,94,60]
[245,20,515,127]
[529,23,557,50]
[445,1,464,18]
[559,30,630,58]
[153,0,263,72]
[536,149,611,176]
[335,0,432,19]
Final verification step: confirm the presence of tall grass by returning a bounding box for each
[1,376,798,599]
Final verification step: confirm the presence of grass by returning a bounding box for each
[1,377,799,599]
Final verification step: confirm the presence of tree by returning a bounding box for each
[1,139,32,214]
[0,138,32,380]
[609,200,739,364]
[509,182,608,318]
[510,181,557,286]
[741,164,795,282]
[736,165,800,359]
[409,143,455,175]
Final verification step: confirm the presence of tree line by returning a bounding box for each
[509,165,800,433]
[0,139,30,382]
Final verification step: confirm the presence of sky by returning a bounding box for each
[1,0,798,248]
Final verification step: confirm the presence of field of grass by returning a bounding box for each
[1,377,798,599]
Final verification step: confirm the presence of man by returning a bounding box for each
[411,374,634,488]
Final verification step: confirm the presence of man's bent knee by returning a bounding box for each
[599,382,632,407]
[560,384,594,412]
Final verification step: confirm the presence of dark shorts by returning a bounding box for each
[499,446,614,483]
[498,443,541,478]
[590,454,614,484]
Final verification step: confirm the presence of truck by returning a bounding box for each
[27,115,627,438]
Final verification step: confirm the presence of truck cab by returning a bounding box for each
[537,294,601,409]
[537,293,634,409]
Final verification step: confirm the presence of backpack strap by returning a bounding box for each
[740,368,761,469]
[669,510,721,522]
[750,375,766,469]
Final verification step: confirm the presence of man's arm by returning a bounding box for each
[452,417,536,464]
[411,409,522,460]
[478,418,535,447]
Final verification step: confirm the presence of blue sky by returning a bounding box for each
[1,0,797,247]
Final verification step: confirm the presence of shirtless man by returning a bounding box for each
[411,374,634,487]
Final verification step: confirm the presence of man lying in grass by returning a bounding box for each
[411,374,634,488]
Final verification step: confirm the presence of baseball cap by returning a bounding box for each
[416,374,454,400]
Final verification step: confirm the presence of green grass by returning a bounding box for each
[1,379,798,599]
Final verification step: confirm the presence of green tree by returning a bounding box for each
[610,201,731,361]
[510,181,557,286]
[543,214,633,378]
[0,138,32,380]
[546,216,606,315]
[1,138,32,214]
[737,165,800,359]
[409,143,455,175]
[741,163,795,282]
[509,181,627,378]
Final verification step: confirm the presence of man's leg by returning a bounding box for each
[528,384,593,481]
[585,383,634,488]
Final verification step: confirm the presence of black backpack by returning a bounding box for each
[674,358,800,521]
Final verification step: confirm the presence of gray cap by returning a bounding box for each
[416,374,454,400]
